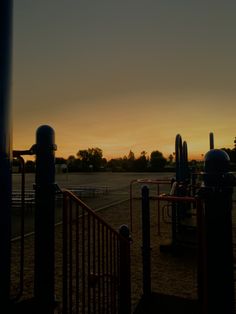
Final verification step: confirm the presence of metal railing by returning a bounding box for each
[10,156,28,301]
[10,150,35,302]
[129,178,171,233]
[62,189,131,314]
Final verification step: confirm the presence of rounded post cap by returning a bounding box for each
[204,149,230,174]
[119,224,130,238]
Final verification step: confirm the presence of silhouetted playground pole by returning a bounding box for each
[173,134,189,248]
[141,186,151,298]
[0,0,13,304]
[199,149,235,314]
[182,141,189,183]
[209,132,214,150]
[175,134,183,183]
[34,125,57,313]
[119,224,131,314]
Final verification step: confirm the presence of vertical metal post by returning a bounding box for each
[176,136,184,180]
[175,134,183,182]
[141,186,151,298]
[34,125,56,313]
[175,135,187,242]
[199,149,235,314]
[119,224,131,314]
[0,0,13,305]
[182,141,189,183]
[209,132,214,150]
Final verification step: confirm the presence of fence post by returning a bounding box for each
[119,224,131,314]
[34,125,57,313]
[198,149,235,314]
[141,186,151,298]
[0,0,13,306]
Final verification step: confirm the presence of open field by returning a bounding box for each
[11,172,173,237]
[12,171,173,199]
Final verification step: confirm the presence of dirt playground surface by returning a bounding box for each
[10,172,236,312]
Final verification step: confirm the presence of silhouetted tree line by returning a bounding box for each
[222,147,236,170]
[66,148,169,172]
[12,145,236,173]
[12,147,171,173]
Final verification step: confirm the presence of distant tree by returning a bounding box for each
[77,150,89,170]
[150,150,167,171]
[101,157,108,170]
[222,148,236,164]
[167,154,174,164]
[107,158,124,172]
[67,155,81,172]
[128,150,135,161]
[134,151,148,171]
[55,157,67,164]
[77,147,103,171]
[124,150,135,171]
[220,144,236,170]
[121,155,128,171]
[67,155,76,162]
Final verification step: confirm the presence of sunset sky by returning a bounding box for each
[12,1,236,160]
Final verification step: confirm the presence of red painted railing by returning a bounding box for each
[129,179,171,233]
[62,190,131,314]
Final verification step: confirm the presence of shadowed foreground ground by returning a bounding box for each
[10,172,236,313]
[11,198,200,313]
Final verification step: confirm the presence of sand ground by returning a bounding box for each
[10,172,236,313]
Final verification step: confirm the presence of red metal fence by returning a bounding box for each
[10,156,131,313]
[62,190,131,314]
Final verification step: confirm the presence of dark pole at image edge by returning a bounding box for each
[34,125,56,313]
[0,0,13,303]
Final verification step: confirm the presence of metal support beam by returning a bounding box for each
[0,0,13,304]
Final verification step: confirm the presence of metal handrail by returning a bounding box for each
[62,189,131,314]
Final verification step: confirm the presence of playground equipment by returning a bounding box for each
[161,132,217,251]
[157,134,199,252]
[129,178,171,234]
[1,1,235,311]
[198,148,235,313]
[138,133,235,313]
